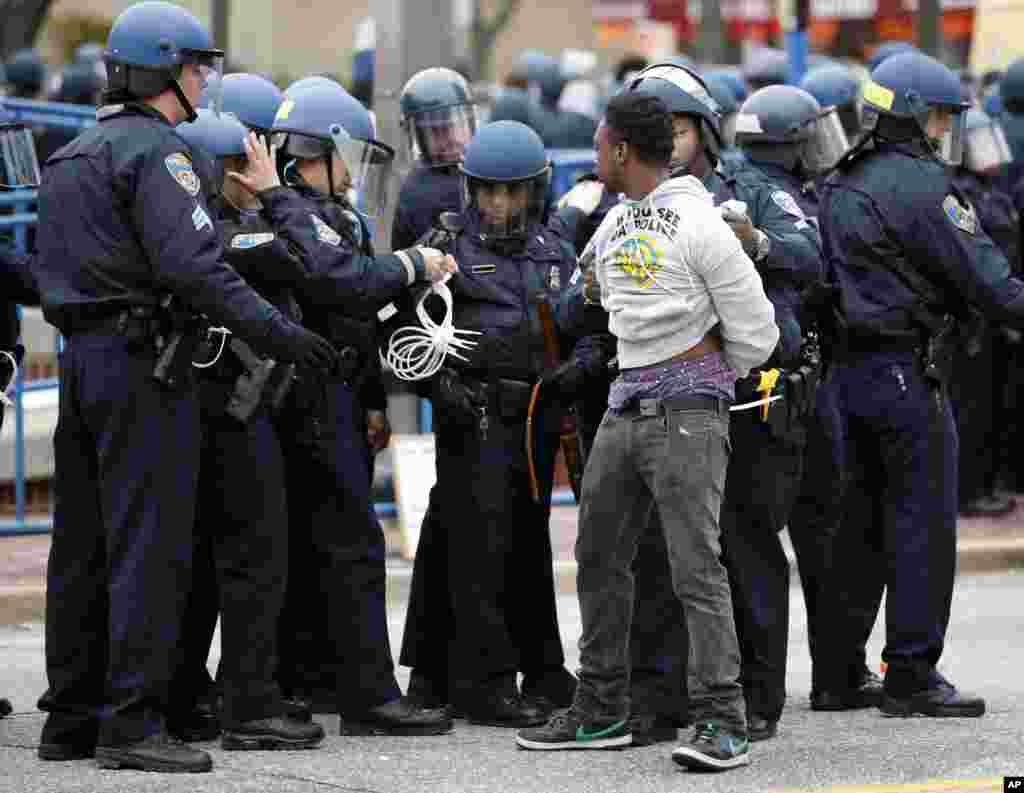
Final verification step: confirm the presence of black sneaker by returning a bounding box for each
[340,696,453,736]
[94,731,213,773]
[0,698,11,718]
[881,679,985,718]
[516,708,632,751]
[671,722,751,771]
[221,716,325,750]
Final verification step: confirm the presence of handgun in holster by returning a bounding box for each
[920,313,957,390]
[151,298,203,391]
[225,338,277,423]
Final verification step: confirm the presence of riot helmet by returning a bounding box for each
[460,121,550,247]
[104,1,225,123]
[736,86,849,175]
[49,63,105,106]
[1001,58,1024,114]
[0,106,41,190]
[3,50,46,98]
[702,68,751,104]
[862,52,970,165]
[963,108,1013,175]
[868,41,917,72]
[801,65,863,139]
[488,87,535,127]
[208,73,284,135]
[271,78,394,215]
[399,68,477,168]
[624,62,722,168]
[982,85,1003,118]
[704,74,739,146]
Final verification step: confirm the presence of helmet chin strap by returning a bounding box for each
[171,78,198,123]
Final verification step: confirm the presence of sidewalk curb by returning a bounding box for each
[4,539,1022,622]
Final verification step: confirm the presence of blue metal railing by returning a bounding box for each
[0,99,577,536]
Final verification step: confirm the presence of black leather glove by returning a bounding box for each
[264,318,338,373]
[433,367,483,426]
[542,359,588,403]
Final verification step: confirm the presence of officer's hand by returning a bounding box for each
[418,248,459,284]
[366,409,391,456]
[226,132,281,195]
[272,321,338,373]
[582,268,601,305]
[542,359,587,402]
[558,180,606,216]
[722,209,758,256]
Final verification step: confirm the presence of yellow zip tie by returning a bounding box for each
[756,368,781,422]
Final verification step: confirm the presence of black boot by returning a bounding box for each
[881,672,985,718]
[461,682,548,728]
[811,667,884,711]
[94,731,213,773]
[0,698,11,718]
[221,716,325,750]
[339,696,453,736]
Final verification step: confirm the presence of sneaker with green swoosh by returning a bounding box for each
[515,708,632,750]
[671,722,751,771]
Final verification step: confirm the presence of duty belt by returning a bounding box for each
[61,305,159,337]
[629,395,730,417]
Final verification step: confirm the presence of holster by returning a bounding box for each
[919,314,957,390]
[225,338,276,423]
[151,303,203,392]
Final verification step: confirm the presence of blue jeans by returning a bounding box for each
[573,400,746,734]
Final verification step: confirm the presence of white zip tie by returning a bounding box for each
[729,394,783,412]
[192,326,231,369]
[379,277,480,381]
[0,351,18,408]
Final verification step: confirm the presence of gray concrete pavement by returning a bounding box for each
[2,571,1023,793]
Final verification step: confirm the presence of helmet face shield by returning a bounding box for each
[329,125,394,217]
[0,123,41,189]
[185,50,224,115]
[801,108,850,173]
[928,106,967,166]
[405,105,476,166]
[463,170,550,240]
[965,120,1012,174]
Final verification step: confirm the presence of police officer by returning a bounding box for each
[624,63,824,741]
[949,109,1019,516]
[818,51,1024,717]
[392,68,477,250]
[395,121,577,727]
[33,1,338,773]
[734,85,887,713]
[166,107,328,752]
[3,49,46,99]
[801,65,864,142]
[266,77,455,735]
[0,103,40,727]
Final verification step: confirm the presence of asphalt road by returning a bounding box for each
[1,571,1022,793]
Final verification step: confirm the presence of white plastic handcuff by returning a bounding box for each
[379,275,481,381]
[0,351,19,408]
[192,326,231,369]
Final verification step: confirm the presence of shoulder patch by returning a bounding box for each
[943,194,977,235]
[165,152,200,196]
[771,190,805,220]
[311,214,341,247]
[231,232,276,249]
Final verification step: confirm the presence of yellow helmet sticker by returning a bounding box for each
[276,99,295,121]
[862,80,895,112]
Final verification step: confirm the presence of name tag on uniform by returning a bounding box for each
[471,264,497,274]
[311,214,341,246]
[231,232,275,249]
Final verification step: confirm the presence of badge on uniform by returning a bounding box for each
[569,266,582,286]
[943,194,977,235]
[231,232,275,249]
[771,190,805,220]
[310,214,341,246]
[192,204,212,232]
[165,152,200,196]
[471,264,497,274]
[548,265,561,290]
